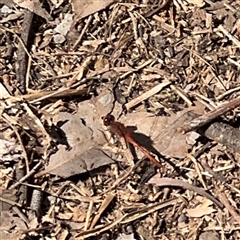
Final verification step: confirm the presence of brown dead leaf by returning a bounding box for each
[13,0,52,21]
[36,90,202,178]
[153,110,199,158]
[199,231,220,240]
[121,110,200,159]
[72,207,87,222]
[0,209,28,235]
[186,199,216,218]
[36,112,115,178]
[36,90,121,178]
[71,0,116,24]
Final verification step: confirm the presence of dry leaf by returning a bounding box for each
[72,207,87,222]
[36,112,115,178]
[0,82,10,98]
[186,199,216,217]
[0,128,22,161]
[54,13,73,43]
[71,0,116,23]
[153,111,198,158]
[37,90,201,178]
[0,5,13,13]
[36,90,121,178]
[199,231,220,240]
[0,210,28,233]
[121,110,199,159]
[116,233,136,240]
[13,0,52,21]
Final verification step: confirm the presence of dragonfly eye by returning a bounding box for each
[102,114,115,126]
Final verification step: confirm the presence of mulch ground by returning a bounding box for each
[1,0,240,239]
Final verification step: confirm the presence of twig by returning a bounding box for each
[89,194,115,229]
[218,193,240,225]
[9,161,43,190]
[73,15,93,50]
[148,177,224,209]
[170,85,193,107]
[218,25,240,48]
[181,96,240,133]
[0,196,23,208]
[15,10,34,94]
[125,80,171,110]
[75,198,179,238]
[187,154,207,190]
[216,86,240,100]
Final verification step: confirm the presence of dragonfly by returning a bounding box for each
[102,114,162,169]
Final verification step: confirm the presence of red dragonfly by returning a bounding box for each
[102,114,162,169]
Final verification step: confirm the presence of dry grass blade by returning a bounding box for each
[89,194,115,229]
[6,86,88,104]
[125,80,171,110]
[75,198,180,239]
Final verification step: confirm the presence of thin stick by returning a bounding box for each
[218,25,240,48]
[73,15,93,50]
[181,96,240,133]
[125,81,171,110]
[9,161,43,189]
[0,196,23,208]
[218,193,240,225]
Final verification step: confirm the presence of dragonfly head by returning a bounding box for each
[102,114,115,126]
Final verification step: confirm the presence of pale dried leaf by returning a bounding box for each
[13,0,52,21]
[186,199,216,217]
[43,145,115,178]
[121,110,199,159]
[0,82,10,98]
[116,233,136,240]
[153,111,197,158]
[39,111,114,177]
[0,210,27,232]
[0,5,13,13]
[53,34,66,44]
[0,128,22,161]
[185,131,200,145]
[37,90,119,178]
[71,0,116,22]
[54,14,73,35]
